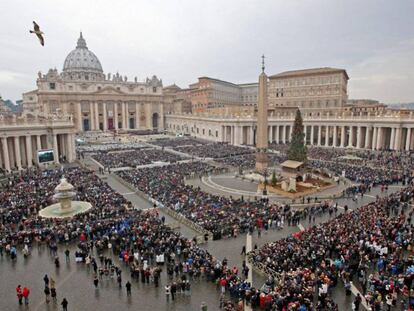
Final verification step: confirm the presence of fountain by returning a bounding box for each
[39,177,92,218]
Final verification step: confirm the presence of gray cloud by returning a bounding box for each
[0,0,413,103]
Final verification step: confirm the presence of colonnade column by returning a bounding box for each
[390,128,396,150]
[275,126,279,144]
[310,125,315,145]
[348,126,354,148]
[1,137,10,172]
[25,135,32,168]
[103,103,108,131]
[340,126,345,148]
[317,126,322,146]
[14,136,22,170]
[268,126,273,143]
[364,127,371,149]
[376,127,383,150]
[395,128,402,150]
[282,126,286,144]
[372,127,378,150]
[356,126,362,149]
[406,128,412,151]
[324,126,330,147]
[333,126,338,147]
[304,125,307,144]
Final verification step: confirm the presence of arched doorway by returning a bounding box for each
[152,113,159,129]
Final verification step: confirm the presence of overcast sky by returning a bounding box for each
[1,0,413,103]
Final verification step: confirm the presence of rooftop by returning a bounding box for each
[269,67,349,80]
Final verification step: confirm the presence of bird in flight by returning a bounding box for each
[29,21,44,46]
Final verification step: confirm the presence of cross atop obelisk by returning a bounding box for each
[255,55,269,173]
[261,54,265,72]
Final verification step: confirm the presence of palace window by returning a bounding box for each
[153,87,157,93]
[49,83,56,90]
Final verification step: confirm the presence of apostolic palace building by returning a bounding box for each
[1,32,414,172]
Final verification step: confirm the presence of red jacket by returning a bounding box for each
[22,288,30,298]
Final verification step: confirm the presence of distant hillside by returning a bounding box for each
[3,99,23,113]
[388,102,414,109]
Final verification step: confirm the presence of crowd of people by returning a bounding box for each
[0,166,260,310]
[91,148,185,168]
[150,137,209,148]
[117,162,318,240]
[173,143,254,159]
[215,153,286,170]
[249,185,414,310]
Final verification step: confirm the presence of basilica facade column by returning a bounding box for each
[25,135,33,168]
[120,102,125,129]
[94,102,99,130]
[114,103,119,130]
[103,103,108,131]
[36,135,42,151]
[1,137,10,172]
[66,134,74,162]
[53,134,59,164]
[14,136,22,170]
[89,102,94,130]
[135,103,140,129]
[282,125,286,144]
[77,103,82,131]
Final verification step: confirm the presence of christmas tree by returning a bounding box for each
[287,109,307,162]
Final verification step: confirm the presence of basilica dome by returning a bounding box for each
[62,33,104,81]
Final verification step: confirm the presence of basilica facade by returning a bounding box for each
[23,33,165,133]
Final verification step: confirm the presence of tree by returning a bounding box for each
[287,109,307,162]
[271,170,277,187]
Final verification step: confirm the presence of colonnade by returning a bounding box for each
[218,124,414,151]
[302,125,413,151]
[0,133,75,172]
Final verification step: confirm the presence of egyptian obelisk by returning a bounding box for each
[255,55,269,173]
